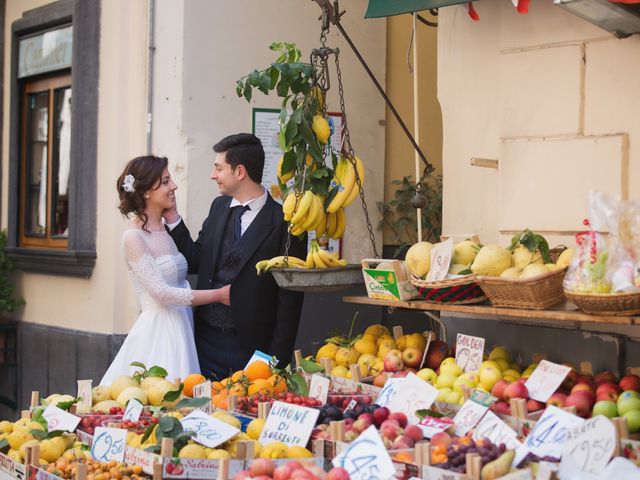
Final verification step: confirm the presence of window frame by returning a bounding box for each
[6,0,100,278]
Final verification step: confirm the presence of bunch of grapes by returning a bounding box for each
[432,437,507,474]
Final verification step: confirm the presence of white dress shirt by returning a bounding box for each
[166,188,268,238]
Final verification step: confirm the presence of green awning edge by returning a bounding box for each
[365,0,473,19]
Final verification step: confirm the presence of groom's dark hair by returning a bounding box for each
[213,133,264,183]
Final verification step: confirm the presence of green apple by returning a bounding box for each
[440,363,463,377]
[479,366,503,391]
[445,390,462,405]
[436,388,451,402]
[416,368,438,384]
[617,396,640,416]
[436,373,457,389]
[624,410,640,433]
[459,372,480,385]
[440,357,457,368]
[453,377,476,393]
[592,400,618,418]
[619,390,640,402]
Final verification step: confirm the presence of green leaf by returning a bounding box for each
[282,150,297,176]
[289,373,309,396]
[243,86,252,102]
[31,429,48,440]
[311,167,329,179]
[310,177,330,196]
[300,358,323,374]
[269,42,283,51]
[47,430,65,439]
[31,408,48,431]
[236,80,244,98]
[248,69,260,86]
[269,68,279,89]
[163,383,184,403]
[147,366,168,378]
[299,119,321,159]
[323,187,339,211]
[284,119,298,149]
[290,108,303,125]
[130,361,147,370]
[415,409,443,420]
[276,79,289,97]
[145,444,161,454]
[57,398,80,411]
[159,416,176,433]
[141,422,155,444]
[277,130,287,153]
[0,438,9,452]
[457,268,473,275]
[174,397,210,409]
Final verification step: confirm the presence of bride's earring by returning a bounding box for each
[144,194,150,199]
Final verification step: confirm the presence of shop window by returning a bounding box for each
[20,75,71,249]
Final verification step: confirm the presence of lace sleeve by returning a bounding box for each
[122,230,194,307]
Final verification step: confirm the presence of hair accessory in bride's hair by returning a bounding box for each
[122,174,135,193]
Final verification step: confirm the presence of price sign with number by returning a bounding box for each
[92,427,126,462]
[374,377,404,408]
[473,411,521,449]
[332,425,396,480]
[308,375,330,404]
[180,410,239,448]
[514,406,584,467]
[524,360,571,402]
[453,398,489,436]
[192,381,212,414]
[561,415,616,474]
[386,373,438,425]
[123,399,143,422]
[426,238,453,282]
[42,405,81,432]
[455,334,485,373]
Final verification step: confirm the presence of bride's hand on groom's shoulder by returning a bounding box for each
[217,284,231,306]
[162,204,180,224]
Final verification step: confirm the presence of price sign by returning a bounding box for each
[308,375,330,404]
[418,417,454,438]
[426,238,453,282]
[42,405,81,432]
[514,406,584,467]
[524,360,571,402]
[386,373,438,425]
[192,381,212,414]
[561,415,616,474]
[91,427,126,462]
[332,425,396,480]
[77,379,92,407]
[258,401,320,447]
[453,398,490,436]
[455,334,485,373]
[374,377,404,408]
[343,399,357,413]
[180,410,239,448]
[421,466,467,479]
[473,411,521,449]
[123,399,143,422]
[495,470,532,480]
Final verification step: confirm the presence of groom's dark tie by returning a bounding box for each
[233,205,250,243]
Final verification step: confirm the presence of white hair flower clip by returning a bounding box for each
[122,174,135,193]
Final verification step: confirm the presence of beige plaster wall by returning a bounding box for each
[438,1,639,248]
[152,0,387,261]
[2,0,148,334]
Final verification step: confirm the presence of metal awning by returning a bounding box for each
[365,0,471,18]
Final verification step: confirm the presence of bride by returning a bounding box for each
[101,155,228,384]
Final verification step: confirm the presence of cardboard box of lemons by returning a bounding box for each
[246,418,265,440]
[179,443,207,459]
[259,441,289,459]
[287,446,313,458]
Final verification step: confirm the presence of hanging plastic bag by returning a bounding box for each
[608,199,640,292]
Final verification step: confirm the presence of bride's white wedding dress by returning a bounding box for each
[100,228,200,385]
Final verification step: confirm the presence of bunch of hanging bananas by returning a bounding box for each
[283,190,327,237]
[305,240,347,269]
[255,255,307,275]
[325,155,365,213]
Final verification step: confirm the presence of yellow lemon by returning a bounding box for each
[353,339,377,356]
[207,449,231,460]
[376,334,395,347]
[331,366,349,378]
[7,430,33,450]
[246,418,265,440]
[287,446,313,458]
[311,116,330,144]
[179,444,207,459]
[316,343,339,361]
[0,421,13,434]
[335,348,358,367]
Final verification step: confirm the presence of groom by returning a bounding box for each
[164,133,305,379]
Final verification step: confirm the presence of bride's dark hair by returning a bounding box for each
[117,155,168,231]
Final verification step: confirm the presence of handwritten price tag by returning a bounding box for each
[453,398,489,436]
[374,377,404,408]
[123,399,143,422]
[91,427,126,462]
[77,379,92,407]
[455,334,485,373]
[386,373,438,425]
[192,381,212,414]
[42,405,81,432]
[259,401,320,447]
[426,238,453,282]
[524,360,571,402]
[418,417,453,438]
[561,415,616,474]
[514,406,584,466]
[473,411,521,449]
[332,425,396,480]
[180,410,239,448]
[308,375,330,404]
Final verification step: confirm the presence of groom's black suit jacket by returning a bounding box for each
[169,194,305,365]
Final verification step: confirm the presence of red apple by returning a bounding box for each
[491,380,511,401]
[595,382,621,402]
[373,407,390,427]
[404,424,424,442]
[565,393,592,418]
[526,399,545,412]
[561,369,578,391]
[380,419,402,440]
[383,350,404,373]
[573,389,595,407]
[389,412,408,428]
[503,382,529,402]
[402,347,423,368]
[576,373,595,387]
[620,375,640,392]
[327,467,351,480]
[352,413,373,433]
[393,434,415,449]
[425,340,450,370]
[489,401,511,415]
[250,459,275,477]
[595,371,618,386]
[571,383,595,395]
[547,393,568,408]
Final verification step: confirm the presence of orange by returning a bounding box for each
[211,381,224,394]
[244,361,272,382]
[248,379,273,396]
[231,370,246,383]
[268,374,288,395]
[228,383,247,396]
[183,373,207,397]
[220,377,232,388]
[212,393,228,410]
